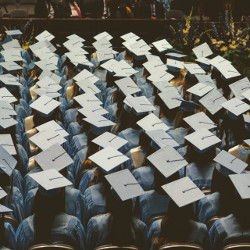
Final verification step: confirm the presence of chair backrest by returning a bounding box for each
[95,245,139,250]
[159,243,203,250]
[0,0,16,5]
[9,8,28,17]
[4,215,19,231]
[206,216,223,230]
[166,10,185,19]
[29,244,74,250]
[223,244,250,250]
[147,215,165,228]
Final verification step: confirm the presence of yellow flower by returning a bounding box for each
[229,44,237,49]
[183,29,188,34]
[226,32,230,36]
[194,38,200,45]
[220,46,228,52]
[211,39,217,44]
[232,40,236,45]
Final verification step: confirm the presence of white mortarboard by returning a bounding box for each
[78,105,108,117]
[100,59,118,72]
[74,93,102,107]
[83,116,114,128]
[199,89,227,115]
[2,39,22,51]
[35,60,58,71]
[93,38,112,51]
[38,70,61,83]
[167,59,184,69]
[146,129,179,148]
[162,177,205,207]
[29,169,72,191]
[0,100,16,116]
[158,87,183,109]
[137,113,170,132]
[34,143,73,171]
[147,146,188,178]
[66,52,92,67]
[35,30,55,42]
[184,63,206,75]
[0,74,21,86]
[29,130,66,151]
[0,145,17,176]
[218,63,241,79]
[0,186,7,200]
[36,76,60,90]
[128,96,156,114]
[195,74,215,87]
[96,48,114,62]
[30,40,56,54]
[36,120,69,138]
[244,139,250,146]
[89,146,129,173]
[185,128,221,151]
[0,113,17,129]
[0,87,17,103]
[0,204,13,213]
[115,77,141,96]
[166,53,187,59]
[73,69,99,84]
[143,59,166,75]
[187,83,214,97]
[76,79,101,95]
[210,55,231,69]
[92,132,128,150]
[243,89,250,101]
[229,77,250,100]
[5,30,22,37]
[66,34,85,43]
[152,39,173,52]
[192,42,213,59]
[184,112,216,131]
[0,134,16,155]
[33,50,58,66]
[0,61,22,71]
[195,57,211,66]
[214,150,248,174]
[229,174,250,199]
[124,39,151,57]
[112,60,138,77]
[148,71,174,83]
[243,114,250,124]
[151,81,174,93]
[32,87,61,99]
[121,32,140,41]
[105,169,144,201]
[221,98,250,116]
[63,39,83,50]
[94,31,113,41]
[30,95,61,115]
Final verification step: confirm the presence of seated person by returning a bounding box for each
[58,0,83,18]
[35,0,60,18]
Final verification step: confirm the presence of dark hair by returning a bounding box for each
[154,200,194,248]
[0,214,8,247]
[33,188,65,244]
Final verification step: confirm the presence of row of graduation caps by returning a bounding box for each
[0,29,250,214]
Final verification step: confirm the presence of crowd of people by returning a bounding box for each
[0,28,250,250]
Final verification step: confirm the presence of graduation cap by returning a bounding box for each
[34,143,73,172]
[100,59,118,72]
[112,60,138,78]
[187,83,214,98]
[243,89,250,101]
[128,96,156,115]
[0,204,13,214]
[179,100,202,113]
[66,34,85,43]
[32,87,61,99]
[92,132,128,150]
[210,55,231,69]
[94,31,113,41]
[35,60,58,71]
[158,87,183,109]
[146,129,179,149]
[76,79,101,95]
[115,77,141,96]
[30,40,56,54]
[96,48,114,63]
[36,120,69,138]
[0,74,21,86]
[2,49,22,62]
[199,89,227,115]
[121,32,140,42]
[0,134,16,155]
[105,169,144,201]
[195,74,215,88]
[89,146,129,173]
[0,61,22,71]
[185,128,221,153]
[229,77,250,100]
[244,139,250,146]
[0,186,7,200]
[143,59,167,75]
[73,69,99,84]
[29,129,66,151]
[0,145,17,176]
[5,29,22,38]
[78,105,109,117]
[74,93,103,107]
[38,70,61,83]
[165,52,187,60]
[35,30,55,42]
[2,39,22,51]
[0,113,18,129]
[214,150,248,176]
[0,87,17,104]
[166,59,184,72]
[36,76,60,90]
[184,63,206,75]
[148,71,174,83]
[229,174,250,199]
[183,112,216,131]
[93,38,112,51]
[29,169,72,191]
[218,63,241,80]
[63,39,84,51]
[243,114,250,131]
[0,100,16,116]
[151,81,174,93]
[83,115,114,128]
[137,113,170,132]
[221,98,250,117]
[152,39,173,53]
[192,42,213,59]
[30,95,61,116]
[147,146,188,178]
[161,177,205,207]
